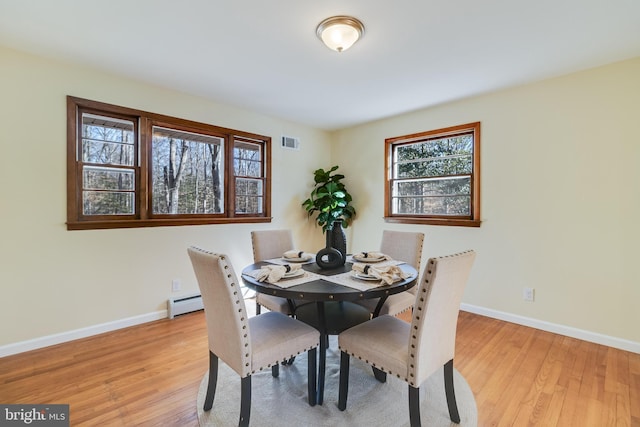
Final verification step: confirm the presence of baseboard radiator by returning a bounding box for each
[168,293,204,319]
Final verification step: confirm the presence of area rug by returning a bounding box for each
[196,337,477,427]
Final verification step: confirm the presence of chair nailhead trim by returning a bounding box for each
[208,253,253,376]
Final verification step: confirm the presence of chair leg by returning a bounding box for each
[282,356,295,365]
[203,351,218,411]
[239,375,251,427]
[307,348,317,406]
[444,359,461,423]
[372,367,387,383]
[272,364,279,378]
[338,351,350,411]
[408,384,421,427]
[256,301,261,315]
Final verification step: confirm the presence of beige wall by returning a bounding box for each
[2,43,639,352]
[0,45,330,347]
[334,57,640,345]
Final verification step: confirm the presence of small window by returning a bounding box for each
[80,113,137,217]
[67,96,271,230]
[234,137,265,215]
[384,122,481,227]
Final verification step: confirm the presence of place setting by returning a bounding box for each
[321,251,415,291]
[350,250,390,263]
[242,249,321,288]
[264,249,316,265]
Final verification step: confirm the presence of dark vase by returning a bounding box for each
[315,220,347,269]
[329,221,347,262]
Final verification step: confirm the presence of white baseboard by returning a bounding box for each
[461,303,640,355]
[0,310,168,358]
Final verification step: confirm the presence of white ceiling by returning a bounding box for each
[1,0,639,131]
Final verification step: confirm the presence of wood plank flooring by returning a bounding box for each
[1,309,639,426]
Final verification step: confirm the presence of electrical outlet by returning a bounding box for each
[523,287,535,302]
[172,279,181,292]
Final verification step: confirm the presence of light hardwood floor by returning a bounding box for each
[1,308,639,426]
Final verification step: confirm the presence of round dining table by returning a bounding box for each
[241,260,418,405]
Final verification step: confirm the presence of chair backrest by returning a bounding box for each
[380,230,424,269]
[187,247,252,377]
[380,230,424,294]
[251,229,295,263]
[407,250,475,387]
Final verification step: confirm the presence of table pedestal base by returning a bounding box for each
[295,301,371,405]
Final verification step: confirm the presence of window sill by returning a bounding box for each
[67,217,272,231]
[384,216,481,227]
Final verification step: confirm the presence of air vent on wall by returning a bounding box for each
[281,135,300,150]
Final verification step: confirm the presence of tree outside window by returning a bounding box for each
[151,127,224,215]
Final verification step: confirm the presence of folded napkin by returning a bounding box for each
[283,250,306,259]
[248,263,302,283]
[353,251,389,260]
[352,262,408,285]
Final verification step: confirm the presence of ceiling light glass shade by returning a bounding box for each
[316,16,365,52]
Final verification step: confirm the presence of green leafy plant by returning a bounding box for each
[302,165,356,233]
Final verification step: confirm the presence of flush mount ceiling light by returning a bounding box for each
[316,15,365,52]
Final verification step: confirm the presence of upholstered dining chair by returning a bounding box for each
[251,229,297,315]
[354,230,425,317]
[338,250,476,427]
[187,246,319,427]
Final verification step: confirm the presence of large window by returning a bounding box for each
[384,122,480,227]
[67,96,271,230]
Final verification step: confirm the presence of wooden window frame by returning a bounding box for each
[384,122,481,227]
[67,96,271,230]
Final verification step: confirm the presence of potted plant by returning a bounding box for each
[302,166,356,266]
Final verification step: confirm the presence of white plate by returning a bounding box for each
[352,272,380,281]
[283,269,305,279]
[352,254,385,263]
[282,255,312,262]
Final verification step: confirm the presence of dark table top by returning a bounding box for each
[240,261,418,302]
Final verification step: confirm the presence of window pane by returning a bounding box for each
[235,178,263,214]
[394,195,470,215]
[396,135,473,179]
[236,196,263,214]
[395,176,470,196]
[396,135,472,162]
[393,176,470,215]
[83,191,134,215]
[83,166,134,191]
[82,113,134,166]
[81,164,135,216]
[151,127,224,215]
[234,141,262,177]
[397,155,472,178]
